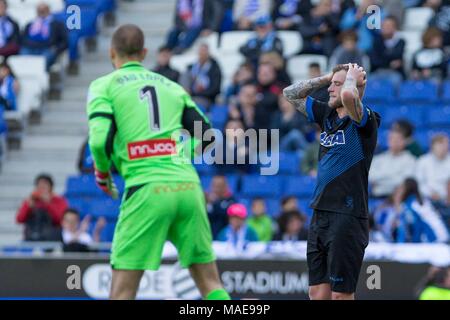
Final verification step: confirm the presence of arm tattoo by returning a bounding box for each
[342,76,363,122]
[283,75,330,116]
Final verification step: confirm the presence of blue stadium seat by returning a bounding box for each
[209,105,229,129]
[284,176,316,199]
[398,81,438,103]
[241,175,283,198]
[65,174,124,198]
[298,199,313,224]
[442,81,450,102]
[426,106,450,128]
[383,105,424,128]
[87,198,121,220]
[376,129,389,151]
[278,152,301,175]
[67,197,89,217]
[363,80,395,103]
[194,158,216,175]
[65,175,101,197]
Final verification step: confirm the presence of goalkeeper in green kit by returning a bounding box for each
[87,24,230,300]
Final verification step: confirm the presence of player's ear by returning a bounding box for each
[140,48,148,61]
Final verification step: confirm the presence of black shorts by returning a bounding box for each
[307,210,369,293]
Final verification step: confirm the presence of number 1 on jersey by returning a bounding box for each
[140,86,161,131]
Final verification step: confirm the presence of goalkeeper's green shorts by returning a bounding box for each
[110,181,215,270]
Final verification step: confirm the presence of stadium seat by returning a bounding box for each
[278,31,303,57]
[67,197,89,217]
[184,32,220,57]
[9,0,65,12]
[278,152,301,175]
[8,56,49,93]
[397,30,422,72]
[170,54,197,74]
[427,106,450,128]
[287,54,328,81]
[284,176,316,199]
[209,105,229,130]
[442,81,450,102]
[65,174,100,197]
[363,80,395,103]
[219,31,253,53]
[377,129,389,151]
[216,54,245,89]
[241,175,283,198]
[398,81,438,103]
[403,7,434,31]
[87,198,121,220]
[194,160,217,176]
[383,105,424,129]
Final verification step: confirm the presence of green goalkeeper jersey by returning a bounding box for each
[87,61,209,188]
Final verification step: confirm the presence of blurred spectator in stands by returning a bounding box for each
[419,267,450,300]
[329,30,370,70]
[411,27,448,81]
[271,94,310,152]
[233,0,271,30]
[152,45,180,82]
[392,178,449,243]
[379,0,404,26]
[299,0,340,56]
[180,43,221,109]
[308,62,329,101]
[372,193,398,242]
[369,16,405,88]
[228,82,258,129]
[272,0,313,31]
[255,62,283,129]
[0,0,20,59]
[259,51,291,86]
[16,173,68,241]
[391,120,424,158]
[20,3,68,70]
[166,0,222,54]
[429,4,450,47]
[274,209,308,241]
[368,213,389,242]
[422,0,444,12]
[61,209,106,252]
[416,134,450,204]
[301,125,321,176]
[369,128,416,198]
[247,198,273,241]
[280,195,299,214]
[216,118,254,174]
[0,61,18,111]
[239,15,283,67]
[224,62,255,104]
[206,175,237,239]
[340,0,382,53]
[217,203,259,249]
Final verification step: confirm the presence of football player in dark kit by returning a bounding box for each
[283,63,380,300]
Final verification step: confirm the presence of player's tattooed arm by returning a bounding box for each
[283,74,332,116]
[341,64,366,123]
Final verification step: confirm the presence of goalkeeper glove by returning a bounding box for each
[94,169,119,199]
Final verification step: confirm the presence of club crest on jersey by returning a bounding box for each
[320,130,346,147]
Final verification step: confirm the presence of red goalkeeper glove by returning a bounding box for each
[94,169,119,199]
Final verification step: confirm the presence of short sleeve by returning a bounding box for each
[355,107,380,137]
[305,96,328,127]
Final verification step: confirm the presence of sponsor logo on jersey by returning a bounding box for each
[128,139,176,159]
[320,130,346,147]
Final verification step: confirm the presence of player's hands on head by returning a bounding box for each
[94,168,119,199]
[347,63,366,87]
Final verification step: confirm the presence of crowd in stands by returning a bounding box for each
[12,0,450,250]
